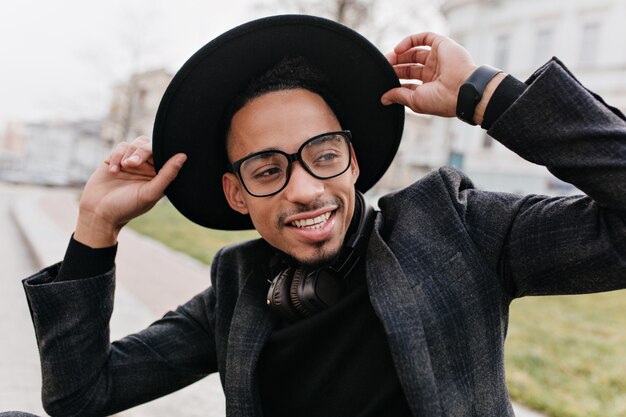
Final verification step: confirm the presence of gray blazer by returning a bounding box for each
[23,59,626,417]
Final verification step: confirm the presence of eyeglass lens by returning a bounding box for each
[239,132,351,196]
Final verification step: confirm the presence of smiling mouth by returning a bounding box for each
[290,211,333,229]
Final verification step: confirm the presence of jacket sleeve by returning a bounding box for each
[489,57,626,210]
[22,263,218,417]
[461,58,626,298]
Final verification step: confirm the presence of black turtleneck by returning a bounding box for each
[257,257,412,417]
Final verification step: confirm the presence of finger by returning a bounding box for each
[117,161,156,177]
[120,136,148,161]
[400,83,420,90]
[121,136,152,167]
[393,32,440,54]
[122,145,153,167]
[393,48,431,65]
[393,64,425,81]
[109,142,129,173]
[141,153,187,202]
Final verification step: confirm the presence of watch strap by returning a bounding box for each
[456,65,503,125]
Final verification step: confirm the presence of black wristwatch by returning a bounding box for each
[456,65,502,125]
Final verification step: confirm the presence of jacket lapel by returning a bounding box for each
[366,217,442,417]
[224,268,276,417]
[221,219,443,416]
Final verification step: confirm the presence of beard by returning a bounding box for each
[294,238,344,270]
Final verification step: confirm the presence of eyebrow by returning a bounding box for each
[247,150,283,160]
[243,146,282,159]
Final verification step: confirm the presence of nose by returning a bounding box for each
[282,162,324,205]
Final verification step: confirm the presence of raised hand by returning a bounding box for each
[74,136,186,248]
[381,32,477,117]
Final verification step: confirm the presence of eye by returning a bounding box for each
[240,152,287,182]
[252,165,283,180]
[315,151,340,163]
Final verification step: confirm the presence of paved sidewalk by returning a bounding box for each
[5,185,547,417]
[0,185,46,416]
[8,186,225,417]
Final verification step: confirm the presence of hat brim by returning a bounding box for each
[153,14,404,230]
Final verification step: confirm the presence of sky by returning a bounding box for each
[0,0,445,135]
[0,0,259,131]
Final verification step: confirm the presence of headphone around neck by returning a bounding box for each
[266,191,376,322]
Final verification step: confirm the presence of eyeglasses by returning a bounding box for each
[229,130,353,197]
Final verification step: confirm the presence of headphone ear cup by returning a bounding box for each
[301,269,343,314]
[267,268,301,322]
[291,268,344,317]
[289,267,312,318]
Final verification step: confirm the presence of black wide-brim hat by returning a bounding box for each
[153,14,404,230]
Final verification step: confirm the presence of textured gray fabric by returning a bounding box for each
[0,413,42,417]
[22,58,626,417]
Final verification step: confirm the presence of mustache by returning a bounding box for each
[276,197,342,228]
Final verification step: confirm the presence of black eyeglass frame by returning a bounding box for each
[229,130,353,197]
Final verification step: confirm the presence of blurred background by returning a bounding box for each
[2,0,626,195]
[1,1,625,416]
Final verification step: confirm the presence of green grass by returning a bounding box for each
[129,201,626,417]
[505,292,626,417]
[128,199,259,265]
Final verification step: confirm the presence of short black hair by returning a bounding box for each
[221,56,345,159]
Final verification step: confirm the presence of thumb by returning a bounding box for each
[144,153,187,200]
[381,87,416,109]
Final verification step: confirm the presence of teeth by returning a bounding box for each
[291,211,331,229]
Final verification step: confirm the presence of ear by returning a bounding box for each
[222,172,249,215]
[349,146,360,184]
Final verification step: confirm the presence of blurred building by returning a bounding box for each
[371,0,625,199]
[0,68,172,187]
[0,122,25,176]
[0,119,107,186]
[102,68,172,144]
[2,122,25,154]
[0,70,172,186]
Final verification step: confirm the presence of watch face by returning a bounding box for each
[456,83,480,125]
[456,65,503,125]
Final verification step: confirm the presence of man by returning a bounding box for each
[20,14,625,417]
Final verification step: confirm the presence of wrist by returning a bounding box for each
[456,65,504,125]
[74,211,120,248]
[473,72,507,126]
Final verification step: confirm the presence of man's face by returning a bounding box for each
[222,88,360,266]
